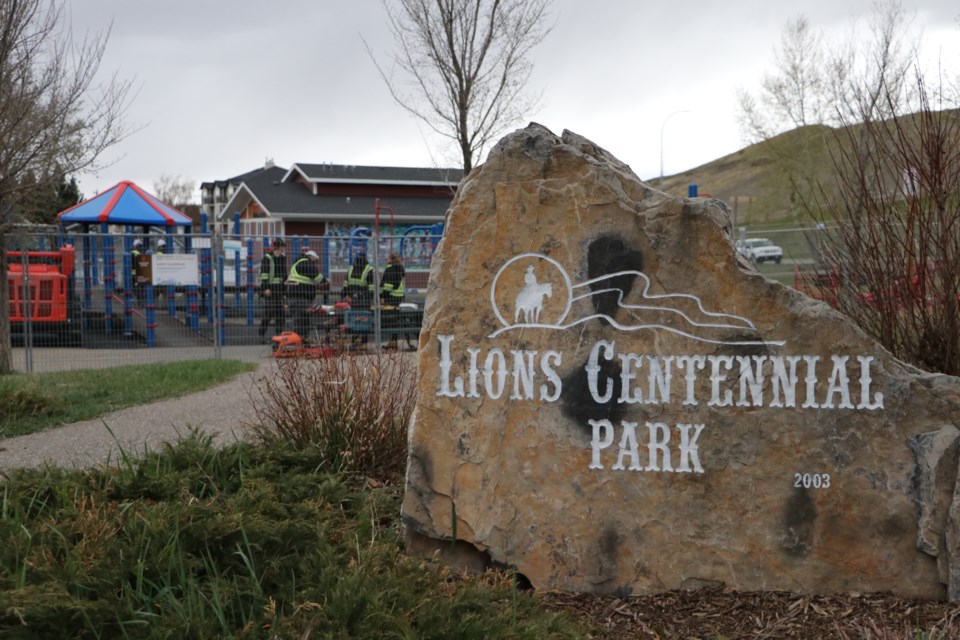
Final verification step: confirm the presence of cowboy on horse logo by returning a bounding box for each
[489,252,779,346]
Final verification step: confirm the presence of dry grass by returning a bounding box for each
[247,352,416,483]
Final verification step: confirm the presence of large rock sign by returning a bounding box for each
[402,123,960,600]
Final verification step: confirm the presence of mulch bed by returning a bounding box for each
[537,588,960,639]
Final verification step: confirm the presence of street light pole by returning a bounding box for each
[660,110,690,188]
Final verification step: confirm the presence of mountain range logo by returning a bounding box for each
[489,252,783,346]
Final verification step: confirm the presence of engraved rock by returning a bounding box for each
[402,123,960,600]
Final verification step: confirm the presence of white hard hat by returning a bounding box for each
[132,239,143,247]
[157,239,166,247]
[304,250,319,259]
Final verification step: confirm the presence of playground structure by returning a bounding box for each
[11,216,441,355]
[8,184,443,373]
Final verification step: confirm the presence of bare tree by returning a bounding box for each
[737,15,827,142]
[153,174,196,208]
[738,1,918,143]
[366,0,554,173]
[0,0,134,374]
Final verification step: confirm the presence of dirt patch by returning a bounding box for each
[538,588,960,639]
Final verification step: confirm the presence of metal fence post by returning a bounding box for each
[82,233,92,321]
[102,228,114,335]
[122,250,134,336]
[215,246,225,356]
[372,227,381,350]
[146,285,156,348]
[245,237,255,325]
[20,246,33,373]
[164,233,176,318]
[233,212,242,310]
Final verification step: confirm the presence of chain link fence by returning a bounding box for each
[732,223,832,287]
[9,223,838,373]
[7,228,440,373]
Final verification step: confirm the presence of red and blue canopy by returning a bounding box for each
[57,180,192,227]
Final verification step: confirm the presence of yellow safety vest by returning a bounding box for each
[287,258,325,285]
[260,253,283,285]
[381,275,404,298]
[346,264,374,291]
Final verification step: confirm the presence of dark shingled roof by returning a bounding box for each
[288,163,462,185]
[238,170,450,222]
[215,162,460,224]
[201,165,288,190]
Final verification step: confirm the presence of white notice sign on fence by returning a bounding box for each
[152,253,200,286]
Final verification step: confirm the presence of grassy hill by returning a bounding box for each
[655,109,960,228]
[657,124,837,227]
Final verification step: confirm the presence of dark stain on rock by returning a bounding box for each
[880,513,912,538]
[539,235,562,254]
[724,339,770,358]
[781,487,817,557]
[599,525,622,569]
[409,444,434,486]
[587,237,644,317]
[456,433,470,456]
[611,585,633,598]
[571,481,585,498]
[562,357,626,432]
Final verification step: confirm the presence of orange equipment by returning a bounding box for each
[271,331,335,359]
[8,245,81,344]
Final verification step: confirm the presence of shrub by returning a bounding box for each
[248,353,415,483]
[0,435,582,638]
[809,74,960,375]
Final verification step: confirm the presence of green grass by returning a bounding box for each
[0,357,583,638]
[0,433,584,639]
[0,360,258,439]
[661,123,838,225]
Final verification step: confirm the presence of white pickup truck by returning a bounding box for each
[735,238,783,264]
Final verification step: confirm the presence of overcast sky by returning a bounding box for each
[69,0,959,201]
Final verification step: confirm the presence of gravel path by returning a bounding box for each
[0,359,274,472]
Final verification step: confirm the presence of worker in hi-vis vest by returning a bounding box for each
[286,249,327,338]
[342,253,374,309]
[259,238,288,340]
[380,252,405,307]
[131,238,144,302]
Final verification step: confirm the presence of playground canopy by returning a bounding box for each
[57,180,193,227]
